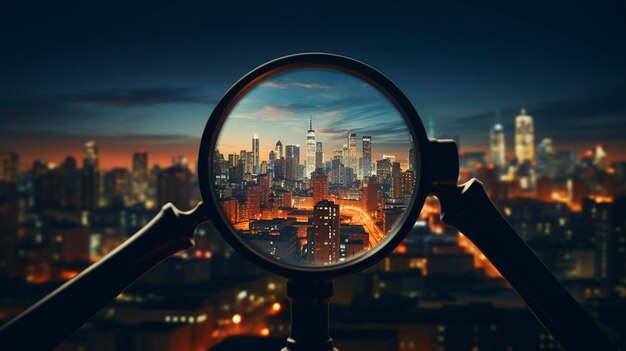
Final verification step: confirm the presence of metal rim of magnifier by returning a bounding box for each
[198,52,430,280]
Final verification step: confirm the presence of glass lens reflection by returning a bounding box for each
[213,68,415,267]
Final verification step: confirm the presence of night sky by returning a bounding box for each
[1,0,625,170]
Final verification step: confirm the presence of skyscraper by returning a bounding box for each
[246,151,254,174]
[258,174,270,207]
[83,140,99,169]
[376,158,392,187]
[362,136,372,178]
[131,150,149,204]
[391,162,402,198]
[246,184,261,219]
[347,131,357,173]
[228,153,239,168]
[313,200,340,265]
[252,134,260,174]
[0,152,19,181]
[157,161,192,209]
[268,150,276,171]
[315,142,324,171]
[81,141,99,209]
[490,122,506,167]
[306,115,316,178]
[515,108,534,164]
[105,167,130,206]
[59,155,81,208]
[285,145,300,180]
[275,140,284,159]
[312,169,329,204]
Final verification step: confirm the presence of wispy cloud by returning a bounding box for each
[70,87,214,107]
[261,81,331,90]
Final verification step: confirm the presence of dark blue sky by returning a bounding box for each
[1,0,625,169]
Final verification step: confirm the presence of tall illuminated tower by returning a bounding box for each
[252,133,260,174]
[362,136,372,178]
[83,140,99,169]
[515,108,534,163]
[490,122,506,167]
[306,115,316,178]
[345,131,357,173]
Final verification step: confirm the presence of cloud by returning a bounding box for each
[291,82,330,89]
[230,103,316,122]
[260,81,331,90]
[69,87,214,107]
[260,81,289,89]
[0,86,214,137]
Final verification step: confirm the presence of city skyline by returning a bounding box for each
[216,68,413,168]
[2,2,625,171]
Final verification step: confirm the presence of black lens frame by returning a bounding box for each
[198,53,430,280]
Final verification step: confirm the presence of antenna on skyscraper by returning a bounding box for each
[496,108,500,123]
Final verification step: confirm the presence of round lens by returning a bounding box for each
[211,67,417,269]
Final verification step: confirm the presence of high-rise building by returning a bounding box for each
[105,167,130,206]
[131,150,149,204]
[346,131,357,173]
[401,170,415,197]
[269,150,276,169]
[158,161,192,209]
[408,134,415,172]
[246,151,254,174]
[306,115,316,178]
[83,140,99,169]
[313,200,340,265]
[0,181,18,276]
[59,155,81,208]
[594,144,607,169]
[228,158,243,183]
[376,158,392,186]
[391,162,402,198]
[586,198,626,296]
[246,184,261,219]
[275,140,284,159]
[490,123,506,167]
[81,142,99,209]
[537,138,556,178]
[315,142,324,171]
[228,153,239,168]
[220,198,238,224]
[258,174,270,207]
[312,170,329,204]
[362,181,379,216]
[252,134,260,174]
[362,136,372,178]
[0,152,19,181]
[515,108,534,164]
[285,145,300,180]
[382,154,396,163]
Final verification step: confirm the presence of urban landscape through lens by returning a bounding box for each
[2,4,626,349]
[213,69,415,266]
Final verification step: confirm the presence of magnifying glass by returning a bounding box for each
[0,53,614,351]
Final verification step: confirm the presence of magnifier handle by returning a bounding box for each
[438,179,615,351]
[0,202,208,351]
